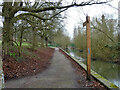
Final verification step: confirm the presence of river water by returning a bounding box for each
[68,49,120,88]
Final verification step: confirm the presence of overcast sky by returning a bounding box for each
[0,0,119,39]
[64,0,119,38]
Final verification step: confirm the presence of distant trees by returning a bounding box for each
[73,27,86,50]
[53,29,70,49]
[0,1,113,89]
[2,1,65,57]
[73,15,118,61]
[1,1,110,58]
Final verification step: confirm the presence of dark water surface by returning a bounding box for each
[68,49,120,88]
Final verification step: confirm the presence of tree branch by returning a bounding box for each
[50,8,68,19]
[19,1,110,13]
[91,23,115,43]
[106,3,119,10]
[13,8,67,22]
[13,13,50,21]
[11,1,111,22]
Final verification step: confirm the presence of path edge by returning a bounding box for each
[59,48,119,89]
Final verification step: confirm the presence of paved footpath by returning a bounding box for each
[5,48,82,88]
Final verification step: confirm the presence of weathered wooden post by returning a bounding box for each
[83,16,91,80]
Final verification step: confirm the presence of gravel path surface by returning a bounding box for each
[5,48,81,88]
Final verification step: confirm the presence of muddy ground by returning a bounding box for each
[3,48,54,80]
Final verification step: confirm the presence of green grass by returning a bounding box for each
[15,41,31,47]
[22,42,31,47]
[0,40,31,47]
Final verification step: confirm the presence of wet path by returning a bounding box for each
[5,48,81,88]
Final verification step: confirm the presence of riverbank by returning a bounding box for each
[67,49,120,88]
[3,48,54,80]
[59,49,107,89]
[101,59,120,64]
[69,49,120,64]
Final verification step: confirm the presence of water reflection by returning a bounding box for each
[69,52,85,61]
[68,49,120,88]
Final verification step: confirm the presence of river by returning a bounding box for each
[67,49,120,88]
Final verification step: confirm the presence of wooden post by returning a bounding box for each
[83,16,91,80]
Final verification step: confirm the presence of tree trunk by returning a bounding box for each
[45,37,48,47]
[41,36,44,48]
[19,29,24,56]
[32,27,37,50]
[2,17,13,58]
[2,2,14,58]
[46,40,48,47]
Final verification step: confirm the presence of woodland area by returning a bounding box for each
[0,0,118,67]
[0,0,118,70]
[0,0,110,59]
[73,15,118,61]
[0,0,119,89]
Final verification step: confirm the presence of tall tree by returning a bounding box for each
[1,1,110,58]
